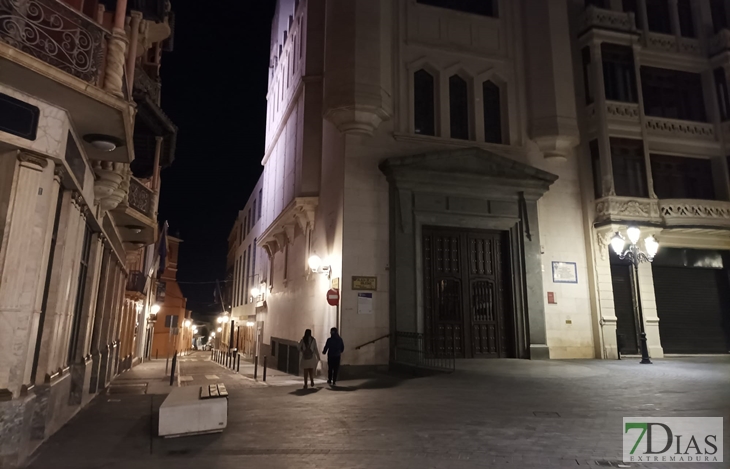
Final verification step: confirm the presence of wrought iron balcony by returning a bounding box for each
[134,66,161,104]
[0,0,108,85]
[128,176,154,218]
[126,270,146,293]
[577,6,637,37]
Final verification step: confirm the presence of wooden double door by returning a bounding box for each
[423,227,513,358]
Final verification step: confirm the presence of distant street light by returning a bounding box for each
[184,319,191,328]
[610,226,659,365]
[217,327,222,333]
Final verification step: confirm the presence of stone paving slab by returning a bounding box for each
[26,353,730,469]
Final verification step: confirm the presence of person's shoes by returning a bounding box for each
[303,384,308,389]
[332,382,336,387]
[327,379,331,385]
[310,381,315,387]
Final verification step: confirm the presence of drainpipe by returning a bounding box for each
[126,11,143,95]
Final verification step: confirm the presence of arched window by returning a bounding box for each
[482,81,502,144]
[449,75,469,140]
[414,69,436,136]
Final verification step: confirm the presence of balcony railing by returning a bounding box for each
[659,199,730,228]
[126,270,146,293]
[596,196,730,229]
[644,33,702,55]
[134,65,161,104]
[644,117,715,142]
[606,101,640,121]
[0,0,107,84]
[128,176,154,218]
[577,6,636,36]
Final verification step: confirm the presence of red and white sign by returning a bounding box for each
[326,288,340,306]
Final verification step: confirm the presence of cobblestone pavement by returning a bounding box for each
[27,353,730,469]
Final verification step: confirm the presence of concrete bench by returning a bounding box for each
[159,384,228,438]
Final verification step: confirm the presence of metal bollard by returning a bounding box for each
[254,355,258,379]
[237,354,241,372]
[263,356,267,382]
[156,349,158,360]
[169,351,177,386]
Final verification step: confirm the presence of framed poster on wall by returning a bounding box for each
[552,261,578,284]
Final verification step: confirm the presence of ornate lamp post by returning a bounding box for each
[610,226,659,365]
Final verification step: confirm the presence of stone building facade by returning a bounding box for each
[0,0,177,465]
[233,0,730,377]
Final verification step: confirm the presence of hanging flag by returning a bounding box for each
[156,221,169,279]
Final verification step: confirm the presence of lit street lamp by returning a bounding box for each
[610,226,659,365]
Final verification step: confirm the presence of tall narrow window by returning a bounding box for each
[710,0,728,33]
[590,140,603,199]
[482,81,502,144]
[602,44,637,103]
[258,189,263,219]
[68,225,92,364]
[248,209,252,232]
[610,138,649,198]
[715,68,730,121]
[414,69,435,136]
[582,47,593,104]
[245,245,251,304]
[252,200,257,222]
[241,252,246,305]
[646,0,671,34]
[449,75,469,140]
[251,239,257,290]
[677,0,695,37]
[234,258,239,306]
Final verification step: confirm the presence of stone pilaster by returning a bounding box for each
[0,152,54,397]
[595,228,619,359]
[89,247,111,394]
[636,262,664,358]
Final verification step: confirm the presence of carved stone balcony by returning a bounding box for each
[644,117,715,142]
[259,197,318,258]
[577,6,637,37]
[644,33,702,56]
[708,29,730,58]
[595,196,730,230]
[0,0,107,85]
[658,199,730,229]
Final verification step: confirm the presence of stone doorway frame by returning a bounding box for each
[380,147,558,360]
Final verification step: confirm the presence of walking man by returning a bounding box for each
[322,327,344,386]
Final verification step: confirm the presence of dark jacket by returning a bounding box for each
[323,334,344,358]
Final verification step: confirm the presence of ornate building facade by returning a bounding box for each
[233,0,730,378]
[0,0,177,465]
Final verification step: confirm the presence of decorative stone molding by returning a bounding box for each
[92,161,127,211]
[258,197,319,258]
[595,196,661,224]
[708,28,730,57]
[576,6,636,36]
[644,33,702,55]
[534,135,579,161]
[54,165,67,179]
[606,101,640,121]
[103,27,129,98]
[595,229,615,261]
[659,199,730,228]
[324,105,392,137]
[17,152,48,169]
[645,117,715,141]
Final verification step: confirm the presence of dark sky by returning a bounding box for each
[158,0,277,317]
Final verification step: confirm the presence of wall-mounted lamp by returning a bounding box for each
[151,304,161,315]
[308,255,331,277]
[184,319,191,328]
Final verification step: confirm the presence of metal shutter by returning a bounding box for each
[653,266,730,354]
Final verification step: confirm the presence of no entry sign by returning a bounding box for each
[327,288,340,306]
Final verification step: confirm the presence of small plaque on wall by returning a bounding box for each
[352,276,377,291]
[552,262,578,284]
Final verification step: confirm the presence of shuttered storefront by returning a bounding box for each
[653,266,730,354]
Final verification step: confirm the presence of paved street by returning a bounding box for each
[26,352,730,469]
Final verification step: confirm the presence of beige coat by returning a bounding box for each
[299,337,320,370]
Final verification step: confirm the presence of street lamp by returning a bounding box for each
[184,319,191,328]
[610,226,659,365]
[217,327,222,333]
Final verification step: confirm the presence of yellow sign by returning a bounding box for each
[331,277,340,289]
[352,276,377,291]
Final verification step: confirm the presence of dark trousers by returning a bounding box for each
[328,356,341,383]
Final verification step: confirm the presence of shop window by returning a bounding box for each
[417,0,497,17]
[641,66,706,122]
[449,75,469,140]
[611,138,648,198]
[651,154,716,200]
[602,44,637,103]
[414,69,436,136]
[482,81,502,144]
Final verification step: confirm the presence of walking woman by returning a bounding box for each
[299,329,320,389]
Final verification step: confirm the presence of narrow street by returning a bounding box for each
[25,352,730,469]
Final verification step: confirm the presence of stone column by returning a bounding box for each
[595,229,620,359]
[636,262,663,358]
[89,246,111,394]
[0,152,54,397]
[103,0,129,97]
[590,41,616,197]
[126,11,144,94]
[669,0,681,38]
[638,0,650,35]
[631,44,657,199]
[524,200,550,359]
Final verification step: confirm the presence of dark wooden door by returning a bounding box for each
[423,227,510,358]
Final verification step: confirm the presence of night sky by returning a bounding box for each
[158,0,277,318]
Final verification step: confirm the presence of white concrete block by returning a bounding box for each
[158,386,227,438]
